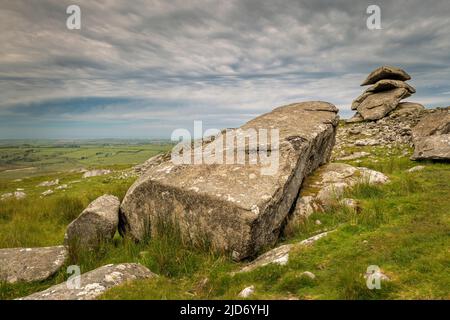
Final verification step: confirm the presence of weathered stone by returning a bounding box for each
[301,271,316,280]
[366,79,415,94]
[336,151,370,161]
[82,169,111,178]
[38,179,59,187]
[286,163,388,225]
[120,102,339,260]
[406,165,425,173]
[239,231,332,272]
[346,112,364,123]
[41,189,54,196]
[389,102,425,118]
[411,107,450,160]
[238,285,255,298]
[352,80,415,111]
[355,138,380,146]
[1,191,26,201]
[357,88,411,121]
[0,246,67,283]
[18,263,156,300]
[65,195,120,249]
[361,66,411,86]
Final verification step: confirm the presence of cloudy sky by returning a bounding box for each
[1,0,449,139]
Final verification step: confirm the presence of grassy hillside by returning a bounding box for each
[0,140,172,180]
[0,143,449,300]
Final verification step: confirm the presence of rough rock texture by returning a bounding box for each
[133,152,171,175]
[65,195,120,248]
[336,105,427,157]
[285,163,388,227]
[352,81,415,111]
[0,246,67,283]
[120,102,339,260]
[239,231,332,272]
[361,65,411,86]
[366,79,415,94]
[389,102,425,118]
[357,88,412,121]
[346,112,364,123]
[19,263,156,300]
[411,107,450,160]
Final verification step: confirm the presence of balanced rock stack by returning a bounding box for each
[348,66,419,122]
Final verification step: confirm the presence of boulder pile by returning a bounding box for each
[348,66,423,122]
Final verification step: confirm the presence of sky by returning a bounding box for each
[1,0,449,139]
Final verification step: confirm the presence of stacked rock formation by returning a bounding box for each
[348,66,419,122]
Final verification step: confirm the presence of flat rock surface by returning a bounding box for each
[357,88,411,121]
[0,246,67,283]
[19,263,156,300]
[361,65,411,86]
[120,101,339,260]
[239,231,332,272]
[366,79,415,94]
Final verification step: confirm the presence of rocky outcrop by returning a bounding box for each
[120,102,339,260]
[357,88,412,121]
[65,195,120,249]
[411,107,450,160]
[19,263,156,300]
[334,104,426,156]
[349,66,420,122]
[0,246,67,283]
[285,163,388,228]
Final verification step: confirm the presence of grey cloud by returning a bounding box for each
[0,0,449,138]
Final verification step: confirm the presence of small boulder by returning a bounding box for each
[64,195,120,249]
[41,189,54,196]
[239,231,332,273]
[18,263,156,300]
[38,179,59,187]
[389,102,425,118]
[82,169,112,178]
[407,166,425,173]
[366,79,415,94]
[0,246,67,283]
[357,88,411,121]
[411,107,450,160]
[361,65,411,86]
[238,285,255,298]
[346,112,364,123]
[301,271,316,280]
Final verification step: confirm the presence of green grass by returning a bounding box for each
[1,144,449,300]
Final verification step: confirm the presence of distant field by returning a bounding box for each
[0,140,173,180]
